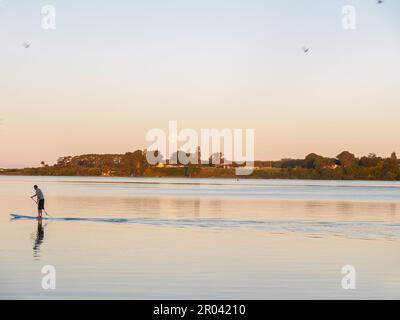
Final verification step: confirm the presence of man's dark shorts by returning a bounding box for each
[38,199,45,210]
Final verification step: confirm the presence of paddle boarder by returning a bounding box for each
[31,185,45,218]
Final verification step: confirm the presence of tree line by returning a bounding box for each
[1,150,399,180]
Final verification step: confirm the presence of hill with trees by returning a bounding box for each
[1,150,399,181]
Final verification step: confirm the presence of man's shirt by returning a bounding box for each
[36,188,44,200]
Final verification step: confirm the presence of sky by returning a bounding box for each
[0,0,399,168]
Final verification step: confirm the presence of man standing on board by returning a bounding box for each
[31,185,45,218]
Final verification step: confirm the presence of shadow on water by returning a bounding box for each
[32,218,46,260]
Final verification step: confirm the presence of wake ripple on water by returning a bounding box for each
[10,214,400,241]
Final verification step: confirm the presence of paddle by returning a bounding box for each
[31,198,52,217]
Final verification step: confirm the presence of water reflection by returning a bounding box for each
[2,176,400,299]
[32,218,45,260]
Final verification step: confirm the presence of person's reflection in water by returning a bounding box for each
[33,218,45,260]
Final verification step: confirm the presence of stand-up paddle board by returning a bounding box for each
[10,213,130,223]
[10,213,53,220]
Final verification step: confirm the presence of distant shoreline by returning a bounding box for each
[1,168,399,181]
[2,174,400,184]
[1,149,399,181]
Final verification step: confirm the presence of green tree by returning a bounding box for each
[359,153,381,167]
[304,153,333,170]
[382,152,399,180]
[337,151,357,168]
[122,150,148,176]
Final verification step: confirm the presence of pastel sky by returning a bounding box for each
[0,0,399,168]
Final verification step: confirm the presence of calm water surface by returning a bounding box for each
[1,176,400,299]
